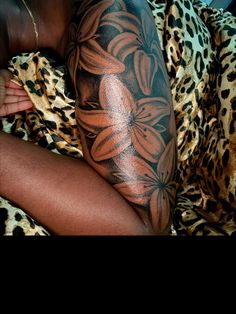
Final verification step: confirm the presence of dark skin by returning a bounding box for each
[0,0,73,67]
[0,0,177,235]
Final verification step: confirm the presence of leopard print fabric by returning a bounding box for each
[0,0,235,235]
[148,0,236,235]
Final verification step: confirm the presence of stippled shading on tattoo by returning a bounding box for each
[66,0,177,234]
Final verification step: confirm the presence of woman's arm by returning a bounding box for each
[0,131,150,235]
[66,0,177,234]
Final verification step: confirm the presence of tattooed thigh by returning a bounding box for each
[66,0,177,234]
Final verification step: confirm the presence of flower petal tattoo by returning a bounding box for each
[66,0,177,234]
[103,7,167,95]
[77,75,170,162]
[66,0,125,93]
[114,138,176,233]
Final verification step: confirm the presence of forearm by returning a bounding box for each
[0,132,150,235]
[66,0,177,234]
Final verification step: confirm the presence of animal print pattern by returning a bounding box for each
[0,0,235,235]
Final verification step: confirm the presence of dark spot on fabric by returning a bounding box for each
[15,213,23,222]
[25,80,43,97]
[184,77,191,84]
[168,14,183,29]
[195,51,205,79]
[38,136,50,148]
[198,34,203,47]
[55,90,66,101]
[186,81,196,93]
[213,180,220,196]
[208,159,214,173]
[221,39,231,49]
[187,108,192,114]
[225,176,230,189]
[45,120,57,130]
[220,51,232,63]
[53,107,69,122]
[185,40,193,50]
[187,131,192,142]
[166,30,171,41]
[222,149,229,167]
[26,215,36,229]
[177,43,183,56]
[0,208,8,235]
[175,1,184,16]
[20,63,29,71]
[12,226,25,236]
[187,24,194,37]
[185,13,190,21]
[230,119,235,134]
[59,127,73,136]
[203,48,208,58]
[14,130,25,139]
[191,16,199,33]
[169,65,176,78]
[33,56,39,64]
[51,134,62,142]
[223,25,236,37]
[48,95,56,101]
[231,56,236,63]
[40,68,50,76]
[227,71,236,82]
[183,101,191,110]
[187,194,201,202]
[13,69,19,76]
[202,155,208,167]
[205,124,210,137]
[231,98,236,110]
[221,63,229,74]
[184,0,191,9]
[221,108,227,116]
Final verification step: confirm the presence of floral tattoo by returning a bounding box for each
[66,0,177,234]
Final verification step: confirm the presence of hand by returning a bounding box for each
[0,71,33,117]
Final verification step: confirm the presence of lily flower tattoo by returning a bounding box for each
[66,0,125,93]
[102,7,168,95]
[114,138,176,233]
[77,75,170,163]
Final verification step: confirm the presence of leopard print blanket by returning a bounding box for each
[1,0,235,235]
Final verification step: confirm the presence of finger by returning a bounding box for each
[0,100,33,117]
[5,81,24,89]
[4,95,30,104]
[6,87,28,97]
